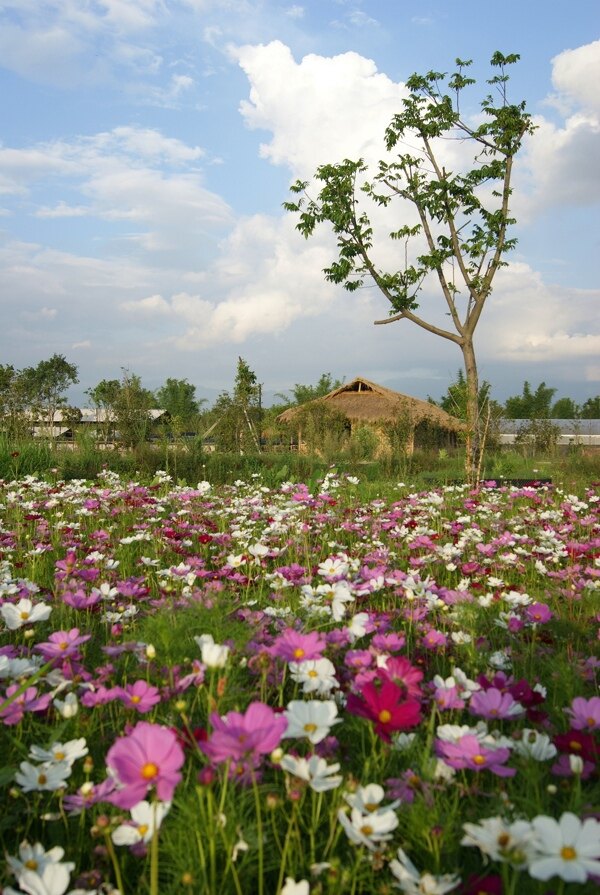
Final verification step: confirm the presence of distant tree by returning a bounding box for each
[155,378,203,421]
[112,370,154,448]
[581,395,600,419]
[504,381,556,419]
[0,365,30,438]
[21,354,78,438]
[86,379,121,443]
[278,373,345,406]
[550,397,580,419]
[210,359,262,453]
[285,52,533,483]
[433,369,493,420]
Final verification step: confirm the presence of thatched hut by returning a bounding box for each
[277,376,463,455]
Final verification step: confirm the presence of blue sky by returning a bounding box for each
[0,0,598,407]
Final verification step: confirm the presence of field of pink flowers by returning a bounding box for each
[0,468,598,895]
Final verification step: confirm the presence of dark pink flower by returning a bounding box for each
[270,629,326,663]
[34,628,91,661]
[114,680,162,713]
[346,671,421,742]
[105,721,185,809]
[201,702,287,766]
[0,685,52,725]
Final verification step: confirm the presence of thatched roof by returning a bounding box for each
[277,377,463,431]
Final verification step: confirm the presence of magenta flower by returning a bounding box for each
[346,671,421,742]
[383,656,423,699]
[435,735,515,777]
[469,687,525,720]
[115,680,162,713]
[201,702,287,765]
[525,602,553,624]
[270,629,326,663]
[565,696,600,732]
[105,721,185,809]
[34,628,91,661]
[0,685,52,725]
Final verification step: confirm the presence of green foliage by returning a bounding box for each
[433,369,494,421]
[504,381,557,419]
[581,395,600,418]
[155,378,202,421]
[550,396,580,419]
[514,418,561,456]
[294,401,349,456]
[209,358,262,453]
[277,372,345,407]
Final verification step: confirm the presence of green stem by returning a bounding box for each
[150,802,159,895]
[251,771,264,895]
[104,832,125,895]
[275,805,297,895]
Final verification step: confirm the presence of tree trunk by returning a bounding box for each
[461,337,481,485]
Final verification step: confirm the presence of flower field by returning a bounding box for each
[0,468,598,895]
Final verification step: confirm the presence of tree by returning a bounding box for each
[285,53,533,483]
[433,369,493,420]
[210,358,262,453]
[504,381,556,419]
[21,354,79,437]
[102,370,154,449]
[155,378,203,421]
[0,365,30,438]
[550,397,580,419]
[581,395,600,419]
[281,373,345,406]
[86,379,121,443]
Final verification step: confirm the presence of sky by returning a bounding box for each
[0,0,599,409]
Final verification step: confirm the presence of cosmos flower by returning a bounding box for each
[283,700,341,745]
[105,721,184,810]
[280,754,343,792]
[1,598,52,630]
[112,800,171,847]
[528,812,600,883]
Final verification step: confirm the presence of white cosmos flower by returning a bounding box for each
[1,598,52,630]
[288,658,339,695]
[389,847,460,894]
[14,761,72,792]
[194,633,230,668]
[280,878,310,895]
[528,812,600,883]
[337,806,398,851]
[315,581,355,621]
[6,862,74,895]
[29,738,88,767]
[346,611,370,641]
[112,800,171,846]
[6,842,67,878]
[317,556,349,579]
[461,816,537,867]
[344,783,400,814]
[280,754,343,792]
[512,730,557,762]
[283,700,341,744]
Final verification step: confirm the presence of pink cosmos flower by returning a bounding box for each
[435,735,515,777]
[525,602,553,624]
[34,628,91,661]
[114,680,162,713]
[270,629,326,663]
[383,656,423,699]
[0,685,52,725]
[346,671,421,742]
[201,702,287,766]
[469,688,525,720]
[565,696,600,732]
[105,721,185,809]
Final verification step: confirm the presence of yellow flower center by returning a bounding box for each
[54,751,66,761]
[25,860,38,870]
[360,824,374,836]
[141,762,159,780]
[59,642,69,651]
[20,611,30,620]
[308,670,318,678]
[303,723,317,733]
[130,696,141,704]
[293,648,305,659]
[364,802,378,812]
[560,846,577,861]
[473,754,486,766]
[378,709,392,724]
[38,773,47,785]
[586,717,595,727]
[138,824,149,837]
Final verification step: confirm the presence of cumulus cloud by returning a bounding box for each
[551,39,600,113]
[233,40,407,174]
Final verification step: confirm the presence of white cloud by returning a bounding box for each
[234,40,407,174]
[551,39,600,113]
[72,340,92,349]
[121,294,172,315]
